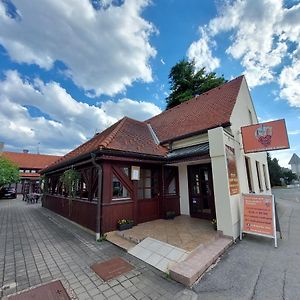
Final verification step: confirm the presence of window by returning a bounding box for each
[256,161,263,191]
[263,164,269,190]
[112,175,129,199]
[167,177,176,194]
[164,167,178,195]
[122,167,130,177]
[245,157,254,192]
[19,169,23,173]
[138,169,159,199]
[25,169,30,173]
[248,109,254,124]
[31,170,37,173]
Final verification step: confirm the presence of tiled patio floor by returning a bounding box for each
[118,216,218,252]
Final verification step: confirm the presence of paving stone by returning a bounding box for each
[0,197,183,299]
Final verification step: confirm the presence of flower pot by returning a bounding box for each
[117,223,133,231]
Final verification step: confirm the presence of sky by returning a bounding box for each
[0,0,299,167]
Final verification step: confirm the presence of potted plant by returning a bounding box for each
[211,218,217,230]
[165,211,176,220]
[117,219,134,231]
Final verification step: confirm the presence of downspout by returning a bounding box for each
[91,153,103,241]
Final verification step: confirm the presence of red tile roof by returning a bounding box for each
[46,117,167,171]
[43,75,244,172]
[2,152,61,170]
[147,76,244,143]
[19,172,40,178]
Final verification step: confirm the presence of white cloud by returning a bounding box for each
[187,28,220,72]
[188,0,300,107]
[279,57,300,107]
[0,0,156,96]
[288,129,300,135]
[0,70,161,155]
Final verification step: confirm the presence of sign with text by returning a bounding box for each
[225,145,240,195]
[131,166,140,180]
[241,194,277,247]
[241,119,289,154]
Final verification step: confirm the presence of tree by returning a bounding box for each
[282,169,297,185]
[166,59,226,109]
[266,153,297,186]
[59,169,80,198]
[267,153,283,186]
[0,156,19,189]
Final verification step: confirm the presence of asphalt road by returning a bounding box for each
[191,187,300,300]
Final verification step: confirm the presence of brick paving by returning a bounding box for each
[0,197,188,300]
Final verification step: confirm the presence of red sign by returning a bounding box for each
[225,145,240,195]
[243,194,274,237]
[241,119,289,153]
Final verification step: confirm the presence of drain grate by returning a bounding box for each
[91,257,134,281]
[7,280,70,300]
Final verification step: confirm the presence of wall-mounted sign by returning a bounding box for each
[241,194,277,247]
[131,166,140,181]
[241,119,289,154]
[225,145,240,195]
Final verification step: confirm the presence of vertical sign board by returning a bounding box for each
[225,145,240,195]
[131,166,140,181]
[241,194,277,247]
[241,119,289,154]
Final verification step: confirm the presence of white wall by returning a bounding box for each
[178,165,190,215]
[208,127,235,237]
[230,78,271,196]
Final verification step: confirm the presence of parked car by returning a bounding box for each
[0,187,17,199]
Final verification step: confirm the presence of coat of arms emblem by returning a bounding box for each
[255,125,272,146]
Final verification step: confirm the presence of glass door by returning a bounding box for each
[188,164,215,219]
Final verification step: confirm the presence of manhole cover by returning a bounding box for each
[91,257,133,281]
[7,280,70,300]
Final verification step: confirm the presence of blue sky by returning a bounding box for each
[0,0,299,167]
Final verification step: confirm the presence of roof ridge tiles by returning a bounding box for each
[146,75,244,123]
[101,117,128,148]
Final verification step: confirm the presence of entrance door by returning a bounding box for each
[188,164,215,219]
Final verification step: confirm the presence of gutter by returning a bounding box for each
[91,153,103,241]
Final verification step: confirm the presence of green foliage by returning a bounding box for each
[97,234,107,242]
[166,59,226,109]
[0,156,19,189]
[267,153,297,186]
[59,169,80,197]
[267,153,283,186]
[282,169,297,185]
[39,174,48,193]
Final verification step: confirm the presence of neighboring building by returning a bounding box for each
[41,76,271,239]
[2,151,60,194]
[289,153,300,178]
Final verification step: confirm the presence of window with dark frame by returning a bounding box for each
[137,168,159,199]
[164,167,178,196]
[112,174,129,200]
[245,157,254,193]
[256,161,263,191]
[263,164,269,190]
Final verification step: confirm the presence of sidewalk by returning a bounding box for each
[0,197,183,299]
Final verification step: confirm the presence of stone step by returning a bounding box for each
[169,236,233,287]
[106,231,136,251]
[116,229,142,244]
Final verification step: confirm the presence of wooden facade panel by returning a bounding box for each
[137,198,160,223]
[43,195,97,232]
[70,200,97,232]
[164,195,180,216]
[102,201,134,233]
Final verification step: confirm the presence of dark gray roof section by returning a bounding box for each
[167,142,209,160]
[289,153,300,165]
